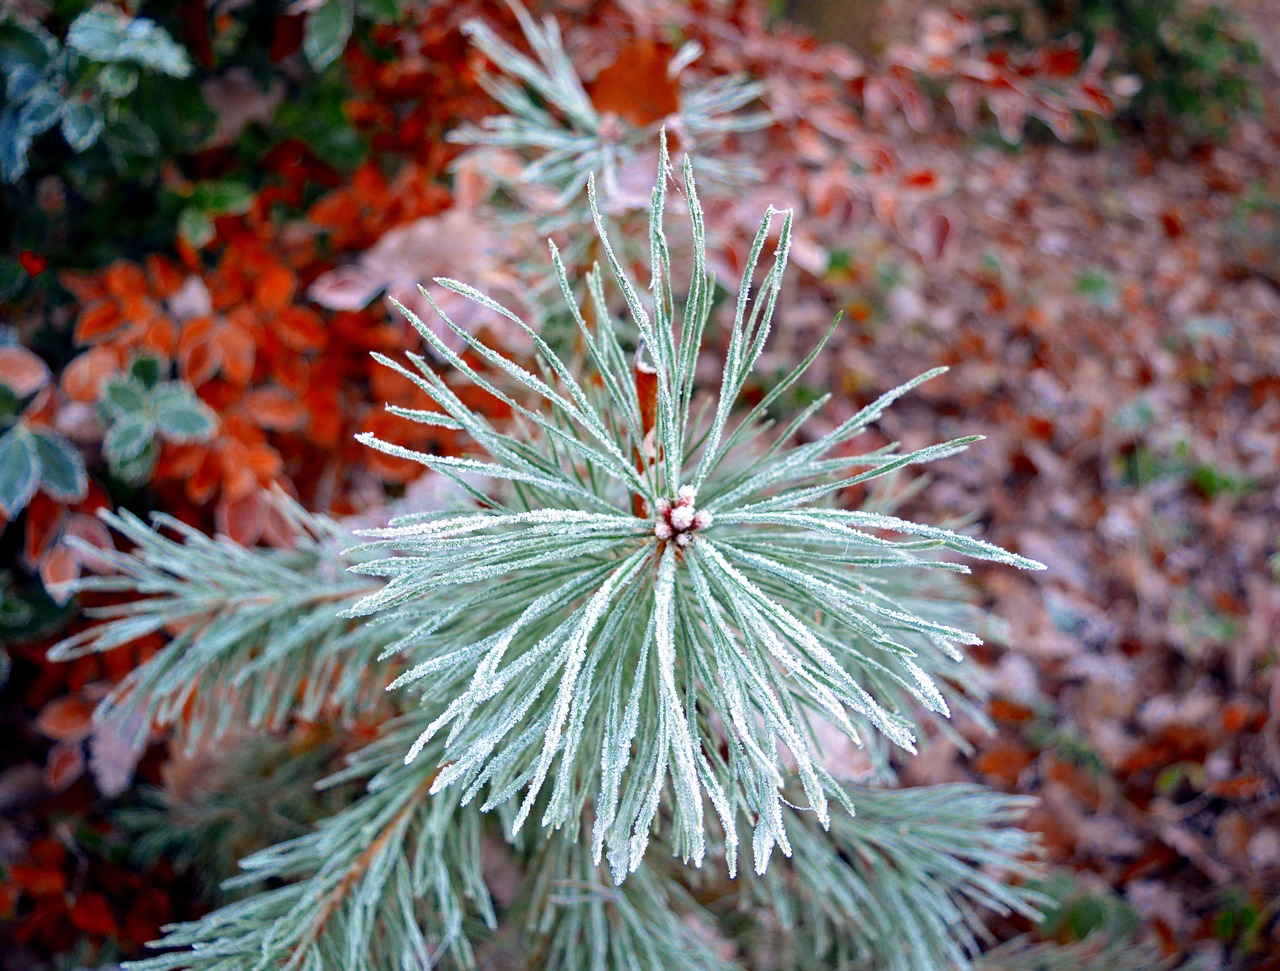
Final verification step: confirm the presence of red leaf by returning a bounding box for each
[903,168,938,190]
[216,492,266,545]
[915,211,952,262]
[70,891,118,937]
[1040,45,1081,80]
[19,249,48,277]
[9,863,67,897]
[23,492,65,565]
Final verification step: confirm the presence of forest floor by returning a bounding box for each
[856,2,1280,965]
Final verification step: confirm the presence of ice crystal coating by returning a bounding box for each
[344,136,1045,883]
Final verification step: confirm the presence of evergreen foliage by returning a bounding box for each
[57,142,1051,968]
[450,1,766,226]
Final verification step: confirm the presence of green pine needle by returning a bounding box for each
[52,139,1049,971]
[343,137,1046,882]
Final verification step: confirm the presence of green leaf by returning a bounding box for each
[177,206,214,249]
[190,180,254,216]
[0,575,34,628]
[0,385,20,419]
[303,0,353,70]
[97,63,138,98]
[0,425,40,517]
[60,97,105,152]
[5,62,44,101]
[151,383,216,442]
[104,412,156,468]
[0,259,25,302]
[101,376,148,420]
[66,9,193,77]
[105,113,161,159]
[0,22,58,77]
[272,77,366,170]
[31,430,87,502]
[354,0,403,20]
[113,436,159,485]
[0,106,32,181]
[17,84,63,138]
[130,356,162,389]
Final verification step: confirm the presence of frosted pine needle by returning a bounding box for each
[346,136,1046,883]
[451,1,765,228]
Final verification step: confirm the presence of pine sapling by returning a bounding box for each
[56,141,1050,970]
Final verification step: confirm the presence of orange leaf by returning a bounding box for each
[138,313,178,359]
[182,339,220,387]
[274,305,327,352]
[58,269,106,303]
[245,441,283,481]
[181,316,238,387]
[103,262,149,300]
[1210,775,1266,800]
[65,513,112,550]
[145,254,186,298]
[0,345,50,397]
[186,450,222,505]
[307,193,362,234]
[246,386,308,431]
[253,263,295,314]
[176,233,202,270]
[60,347,120,403]
[74,301,124,344]
[156,440,207,480]
[218,323,257,386]
[974,742,1034,787]
[587,39,681,127]
[305,388,343,447]
[35,695,94,744]
[352,161,389,208]
[219,441,258,500]
[44,741,86,792]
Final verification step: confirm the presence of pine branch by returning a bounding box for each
[713,783,1045,971]
[978,937,1173,971]
[50,499,416,749]
[116,731,350,896]
[451,1,765,227]
[345,138,1045,880]
[51,141,1054,970]
[127,723,495,971]
[518,834,739,971]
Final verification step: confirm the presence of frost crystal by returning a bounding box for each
[342,136,1045,882]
